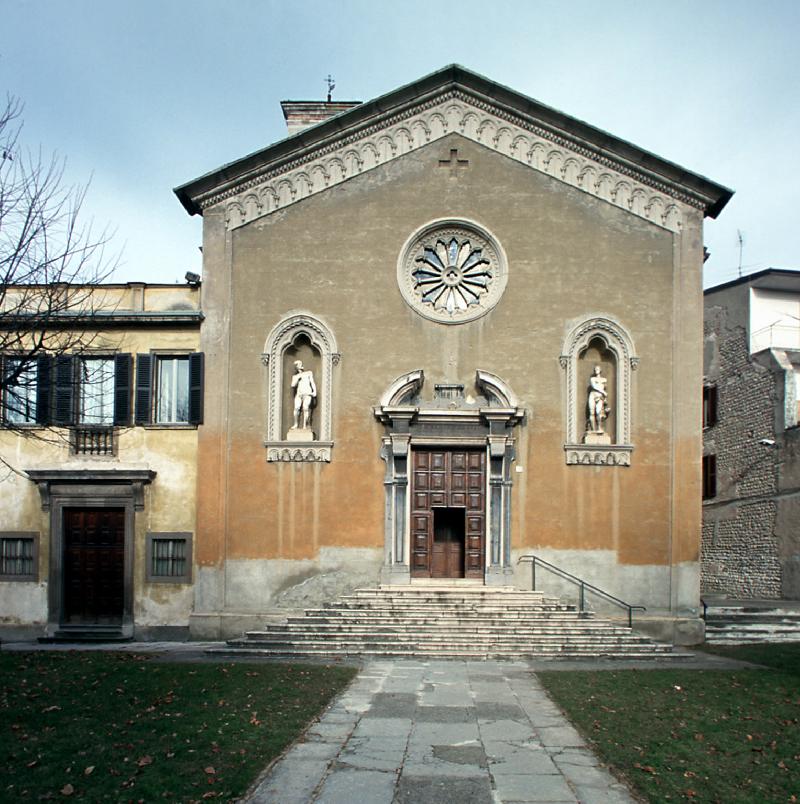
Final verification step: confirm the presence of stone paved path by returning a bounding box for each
[247,659,637,803]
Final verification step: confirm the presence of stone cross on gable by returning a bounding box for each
[438,148,469,176]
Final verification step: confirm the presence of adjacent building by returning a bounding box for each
[703,269,800,600]
[0,282,203,639]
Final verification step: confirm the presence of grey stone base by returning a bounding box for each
[381,564,411,584]
[134,625,190,642]
[631,616,705,646]
[485,566,515,586]
[0,623,47,642]
[189,611,294,640]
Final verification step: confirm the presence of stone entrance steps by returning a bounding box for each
[215,586,686,660]
[703,599,800,644]
[39,624,131,644]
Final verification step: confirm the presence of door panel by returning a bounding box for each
[410,449,486,579]
[63,508,125,623]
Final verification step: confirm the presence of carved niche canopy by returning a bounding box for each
[397,219,507,325]
[560,315,638,467]
[262,312,339,462]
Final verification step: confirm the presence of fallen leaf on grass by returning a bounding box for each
[137,755,153,767]
[204,767,216,775]
[83,766,94,776]
[634,763,657,775]
[60,783,74,796]
[42,705,61,713]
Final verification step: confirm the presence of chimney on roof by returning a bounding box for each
[280,100,361,136]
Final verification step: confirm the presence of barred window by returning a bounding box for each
[0,533,38,581]
[146,533,192,583]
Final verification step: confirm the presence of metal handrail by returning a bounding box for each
[517,554,646,628]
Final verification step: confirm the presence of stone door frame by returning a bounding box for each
[374,370,524,586]
[26,470,155,638]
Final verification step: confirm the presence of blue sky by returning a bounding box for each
[1,0,798,287]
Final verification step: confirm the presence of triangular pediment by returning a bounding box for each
[175,65,731,234]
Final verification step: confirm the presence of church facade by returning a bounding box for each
[176,65,732,644]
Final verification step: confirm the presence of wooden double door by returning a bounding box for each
[410,449,486,579]
[63,508,125,623]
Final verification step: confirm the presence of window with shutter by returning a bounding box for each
[53,355,74,426]
[114,354,132,426]
[135,353,153,424]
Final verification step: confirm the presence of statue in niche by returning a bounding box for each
[584,365,611,444]
[287,360,317,441]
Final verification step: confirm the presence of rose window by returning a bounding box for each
[413,238,492,314]
[397,221,507,324]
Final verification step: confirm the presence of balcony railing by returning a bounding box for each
[72,426,115,456]
[751,323,800,353]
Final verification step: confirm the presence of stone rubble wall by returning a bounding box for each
[702,305,782,598]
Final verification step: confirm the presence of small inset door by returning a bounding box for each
[63,508,125,623]
[411,449,485,579]
[431,508,465,578]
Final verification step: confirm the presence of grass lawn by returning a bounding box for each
[539,643,800,803]
[0,651,357,801]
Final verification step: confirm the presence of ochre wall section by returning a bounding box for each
[196,133,702,582]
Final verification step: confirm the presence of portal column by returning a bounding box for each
[380,432,412,584]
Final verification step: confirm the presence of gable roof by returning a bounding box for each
[175,64,733,229]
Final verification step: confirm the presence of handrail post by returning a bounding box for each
[532,559,536,591]
[579,582,585,613]
[628,606,632,628]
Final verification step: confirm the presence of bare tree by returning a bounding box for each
[0,94,118,437]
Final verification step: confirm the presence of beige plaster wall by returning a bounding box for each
[197,132,704,614]
[0,322,200,631]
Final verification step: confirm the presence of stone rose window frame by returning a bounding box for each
[397,218,508,325]
[262,312,339,463]
[560,315,638,466]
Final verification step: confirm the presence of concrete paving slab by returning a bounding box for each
[484,741,560,775]
[478,717,537,743]
[536,724,586,748]
[352,716,412,738]
[395,774,494,804]
[363,692,418,718]
[491,772,577,802]
[248,758,329,803]
[415,704,474,722]
[315,768,396,804]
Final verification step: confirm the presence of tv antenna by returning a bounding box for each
[325,74,335,103]
[737,230,744,277]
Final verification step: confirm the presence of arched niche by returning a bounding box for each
[262,312,339,462]
[560,315,638,466]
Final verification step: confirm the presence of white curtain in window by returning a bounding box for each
[79,358,115,424]
[156,357,189,423]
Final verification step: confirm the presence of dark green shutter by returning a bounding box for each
[188,352,204,425]
[114,353,132,426]
[35,355,52,425]
[53,356,74,426]
[134,354,152,425]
